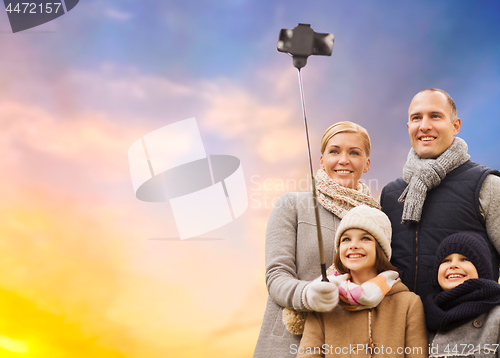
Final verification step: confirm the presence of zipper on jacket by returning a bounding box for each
[368,309,374,358]
[413,223,419,292]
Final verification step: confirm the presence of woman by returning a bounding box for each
[253,121,381,357]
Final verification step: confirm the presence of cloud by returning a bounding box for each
[201,80,292,138]
[257,128,305,163]
[66,66,194,102]
[0,65,308,356]
[47,65,308,168]
[61,65,298,140]
[0,100,143,191]
[104,8,133,21]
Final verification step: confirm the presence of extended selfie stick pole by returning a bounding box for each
[297,68,329,282]
[277,24,334,282]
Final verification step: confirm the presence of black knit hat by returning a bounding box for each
[434,232,493,282]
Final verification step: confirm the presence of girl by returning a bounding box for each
[254,122,381,357]
[298,205,427,357]
[425,232,500,358]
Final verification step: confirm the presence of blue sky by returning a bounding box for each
[42,0,499,177]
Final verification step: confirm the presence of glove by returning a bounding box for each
[303,279,340,312]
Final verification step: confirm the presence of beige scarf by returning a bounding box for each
[315,168,380,217]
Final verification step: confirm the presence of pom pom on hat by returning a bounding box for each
[334,205,392,259]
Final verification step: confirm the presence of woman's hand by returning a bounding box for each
[303,279,340,312]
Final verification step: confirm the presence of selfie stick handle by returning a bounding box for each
[297,68,329,282]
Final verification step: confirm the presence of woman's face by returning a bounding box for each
[438,253,478,291]
[320,132,370,189]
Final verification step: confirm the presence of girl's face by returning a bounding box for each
[438,253,479,291]
[320,132,370,190]
[339,228,378,284]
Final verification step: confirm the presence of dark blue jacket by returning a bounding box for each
[380,160,500,302]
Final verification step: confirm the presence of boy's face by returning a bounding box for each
[438,253,479,291]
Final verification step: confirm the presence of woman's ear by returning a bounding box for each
[363,158,371,173]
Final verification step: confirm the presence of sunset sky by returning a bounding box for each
[1,1,500,357]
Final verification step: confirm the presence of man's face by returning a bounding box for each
[407,91,461,159]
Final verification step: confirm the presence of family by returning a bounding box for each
[253,88,500,357]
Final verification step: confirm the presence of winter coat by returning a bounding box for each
[297,281,428,358]
[380,160,500,302]
[428,305,500,358]
[253,192,340,358]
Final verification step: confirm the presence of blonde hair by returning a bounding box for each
[320,121,371,156]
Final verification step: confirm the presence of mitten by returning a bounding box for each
[303,280,340,312]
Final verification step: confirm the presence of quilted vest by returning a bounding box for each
[381,160,500,302]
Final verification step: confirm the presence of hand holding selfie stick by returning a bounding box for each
[277,24,334,282]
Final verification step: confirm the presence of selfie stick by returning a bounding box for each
[277,24,334,282]
[298,69,329,282]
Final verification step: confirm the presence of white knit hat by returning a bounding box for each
[334,205,392,259]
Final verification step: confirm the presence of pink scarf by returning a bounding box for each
[326,266,399,311]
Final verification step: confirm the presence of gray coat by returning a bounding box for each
[429,305,500,357]
[253,192,340,358]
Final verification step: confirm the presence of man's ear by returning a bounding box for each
[453,118,461,135]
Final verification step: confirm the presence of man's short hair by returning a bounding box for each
[418,88,457,121]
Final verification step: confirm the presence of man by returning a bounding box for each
[380,88,500,301]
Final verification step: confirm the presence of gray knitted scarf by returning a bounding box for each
[397,137,470,224]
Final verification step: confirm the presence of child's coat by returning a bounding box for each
[298,281,427,358]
